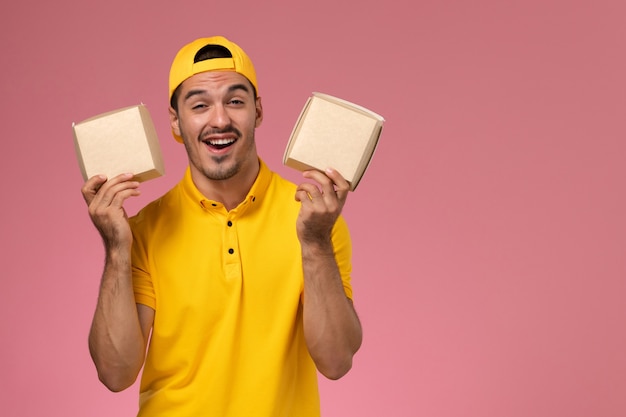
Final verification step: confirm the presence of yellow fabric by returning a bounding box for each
[130,160,353,417]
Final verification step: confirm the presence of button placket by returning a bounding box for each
[223,216,241,280]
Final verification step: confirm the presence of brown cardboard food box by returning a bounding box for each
[283,92,384,191]
[72,104,165,182]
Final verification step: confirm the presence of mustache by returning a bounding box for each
[199,127,242,140]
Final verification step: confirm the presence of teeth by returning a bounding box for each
[207,138,235,146]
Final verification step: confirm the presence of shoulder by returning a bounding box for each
[129,182,182,228]
[268,170,298,195]
[257,163,299,206]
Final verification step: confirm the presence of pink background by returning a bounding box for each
[1,0,625,416]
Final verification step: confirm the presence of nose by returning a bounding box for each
[208,104,231,129]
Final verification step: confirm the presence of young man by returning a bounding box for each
[81,36,362,416]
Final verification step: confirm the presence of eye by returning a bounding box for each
[228,98,244,105]
[191,103,207,110]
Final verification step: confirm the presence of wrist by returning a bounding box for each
[301,238,334,259]
[104,244,132,265]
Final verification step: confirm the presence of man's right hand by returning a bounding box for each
[81,173,140,249]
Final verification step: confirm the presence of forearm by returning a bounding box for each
[88,247,146,392]
[302,240,362,380]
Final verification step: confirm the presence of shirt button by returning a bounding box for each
[228,248,234,254]
[227,221,233,227]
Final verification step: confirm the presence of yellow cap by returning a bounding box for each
[168,36,258,142]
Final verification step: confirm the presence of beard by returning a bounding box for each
[200,153,244,181]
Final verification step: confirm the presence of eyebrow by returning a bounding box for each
[183,83,252,102]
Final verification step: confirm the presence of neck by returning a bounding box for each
[191,158,260,211]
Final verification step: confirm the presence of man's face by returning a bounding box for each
[169,71,263,184]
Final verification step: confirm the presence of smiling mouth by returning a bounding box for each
[203,137,237,150]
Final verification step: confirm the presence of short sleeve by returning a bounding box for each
[332,215,353,300]
[131,222,156,310]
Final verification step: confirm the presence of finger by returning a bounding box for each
[322,167,350,192]
[324,168,350,206]
[302,168,349,193]
[302,169,348,207]
[82,175,108,205]
[102,177,140,208]
[90,173,138,208]
[89,185,140,228]
[295,183,322,203]
[108,185,142,209]
[320,167,349,206]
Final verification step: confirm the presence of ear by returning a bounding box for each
[254,97,264,128]
[169,106,181,136]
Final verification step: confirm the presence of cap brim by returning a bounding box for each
[172,129,184,143]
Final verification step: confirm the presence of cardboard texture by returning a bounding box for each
[72,104,165,182]
[283,92,384,191]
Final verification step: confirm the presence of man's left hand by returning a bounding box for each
[294,168,349,245]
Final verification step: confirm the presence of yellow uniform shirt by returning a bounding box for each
[130,160,353,417]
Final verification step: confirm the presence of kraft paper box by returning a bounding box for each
[72,104,165,182]
[283,92,384,191]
